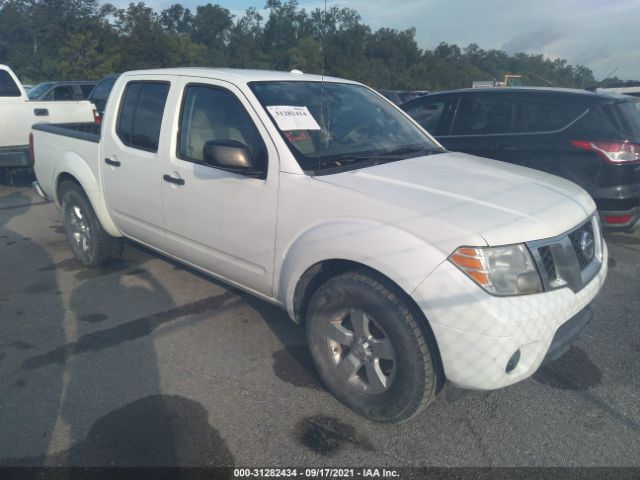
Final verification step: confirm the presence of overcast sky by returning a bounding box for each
[130,0,640,80]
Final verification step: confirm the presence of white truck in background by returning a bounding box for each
[0,64,95,169]
[31,68,607,422]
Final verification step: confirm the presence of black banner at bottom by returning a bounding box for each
[0,467,638,480]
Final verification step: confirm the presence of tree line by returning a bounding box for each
[0,0,626,90]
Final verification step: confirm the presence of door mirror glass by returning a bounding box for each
[203,140,260,176]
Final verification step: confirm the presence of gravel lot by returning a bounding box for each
[0,174,638,467]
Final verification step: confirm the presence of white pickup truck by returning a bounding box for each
[31,68,607,422]
[0,64,95,169]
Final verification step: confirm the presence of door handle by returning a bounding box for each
[105,157,121,167]
[34,108,49,116]
[163,174,185,186]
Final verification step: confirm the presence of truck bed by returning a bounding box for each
[32,122,101,143]
[31,122,102,202]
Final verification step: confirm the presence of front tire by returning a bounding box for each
[306,271,441,422]
[61,183,123,267]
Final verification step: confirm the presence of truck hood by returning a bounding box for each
[313,152,595,246]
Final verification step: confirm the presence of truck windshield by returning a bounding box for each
[250,81,442,173]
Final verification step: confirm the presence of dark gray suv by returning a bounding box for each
[402,87,640,229]
[27,81,97,101]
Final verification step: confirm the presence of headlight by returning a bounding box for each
[449,244,543,296]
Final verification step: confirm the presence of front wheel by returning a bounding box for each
[306,271,442,422]
[61,183,123,267]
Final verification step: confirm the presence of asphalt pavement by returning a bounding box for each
[0,174,638,467]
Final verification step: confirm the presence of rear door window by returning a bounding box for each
[0,70,22,97]
[116,81,170,152]
[50,85,75,101]
[403,97,451,135]
[525,99,587,132]
[450,96,520,135]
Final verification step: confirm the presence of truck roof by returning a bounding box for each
[122,67,358,85]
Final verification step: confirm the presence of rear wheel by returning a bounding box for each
[61,183,123,267]
[306,270,441,422]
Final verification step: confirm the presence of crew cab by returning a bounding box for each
[31,68,607,422]
[0,64,95,169]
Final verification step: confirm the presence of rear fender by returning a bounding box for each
[54,152,121,237]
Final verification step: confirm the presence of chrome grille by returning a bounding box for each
[528,216,602,293]
[538,246,557,282]
[568,221,595,270]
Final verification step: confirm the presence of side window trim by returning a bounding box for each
[116,80,170,153]
[522,98,591,135]
[175,82,269,177]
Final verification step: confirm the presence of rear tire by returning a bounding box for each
[305,270,441,422]
[61,183,123,267]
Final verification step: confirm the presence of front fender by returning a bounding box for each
[276,218,448,320]
[53,152,121,237]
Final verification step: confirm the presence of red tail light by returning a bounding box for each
[28,132,35,167]
[571,140,640,164]
[93,109,101,125]
[603,214,633,225]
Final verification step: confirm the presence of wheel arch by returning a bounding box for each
[294,258,446,394]
[54,163,121,237]
[277,219,447,322]
[56,172,82,205]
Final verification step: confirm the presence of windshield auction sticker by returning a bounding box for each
[266,105,322,131]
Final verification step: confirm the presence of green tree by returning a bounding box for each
[288,37,321,73]
[56,31,119,79]
[0,0,622,89]
[191,3,232,66]
[227,7,270,68]
[160,4,194,35]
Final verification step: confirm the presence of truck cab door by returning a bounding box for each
[101,78,173,247]
[160,78,279,296]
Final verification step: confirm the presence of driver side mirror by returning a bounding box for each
[202,140,263,178]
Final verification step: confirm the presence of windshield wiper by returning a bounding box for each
[326,145,442,166]
[312,145,444,173]
[379,145,444,157]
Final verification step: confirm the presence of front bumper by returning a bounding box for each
[541,301,593,366]
[412,243,607,391]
